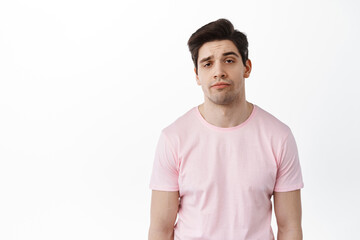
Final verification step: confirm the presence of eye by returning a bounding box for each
[225,59,234,63]
[203,63,211,67]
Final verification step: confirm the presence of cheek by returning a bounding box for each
[233,68,244,76]
[197,75,210,86]
[201,84,212,94]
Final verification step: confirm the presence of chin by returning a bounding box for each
[210,97,237,105]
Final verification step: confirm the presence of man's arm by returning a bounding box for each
[148,190,180,240]
[273,189,303,240]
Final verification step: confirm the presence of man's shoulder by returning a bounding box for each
[161,106,198,137]
[254,104,292,137]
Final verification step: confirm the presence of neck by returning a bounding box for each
[198,98,253,128]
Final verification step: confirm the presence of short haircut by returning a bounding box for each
[187,18,249,74]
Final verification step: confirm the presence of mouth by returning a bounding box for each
[212,84,230,89]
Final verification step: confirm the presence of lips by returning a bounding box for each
[212,82,230,87]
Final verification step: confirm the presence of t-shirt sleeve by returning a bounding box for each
[274,129,304,192]
[149,131,179,191]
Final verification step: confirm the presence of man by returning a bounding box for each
[148,18,304,240]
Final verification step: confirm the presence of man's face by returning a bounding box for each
[195,39,252,105]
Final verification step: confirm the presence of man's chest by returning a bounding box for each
[177,138,278,201]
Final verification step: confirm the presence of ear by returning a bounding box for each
[243,59,252,78]
[194,68,201,85]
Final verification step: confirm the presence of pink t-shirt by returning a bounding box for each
[149,104,304,240]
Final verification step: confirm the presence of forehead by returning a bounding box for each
[198,40,239,60]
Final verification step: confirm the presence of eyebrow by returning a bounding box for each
[199,51,240,64]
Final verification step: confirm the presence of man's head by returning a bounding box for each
[187,18,249,74]
[188,19,252,106]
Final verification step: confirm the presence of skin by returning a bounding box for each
[148,39,302,240]
[195,39,253,128]
[148,190,179,240]
[274,189,303,240]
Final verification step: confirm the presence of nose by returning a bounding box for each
[213,62,227,79]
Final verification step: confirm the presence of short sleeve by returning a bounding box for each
[149,131,179,191]
[274,130,304,192]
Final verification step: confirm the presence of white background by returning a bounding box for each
[1,0,359,239]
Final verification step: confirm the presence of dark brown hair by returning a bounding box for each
[187,18,249,74]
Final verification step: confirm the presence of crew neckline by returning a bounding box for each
[194,103,257,132]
